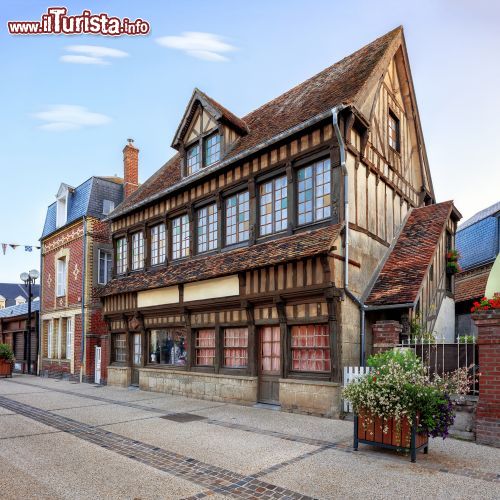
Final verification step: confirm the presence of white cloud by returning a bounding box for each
[60,55,109,65]
[34,105,111,132]
[61,45,128,65]
[156,32,236,62]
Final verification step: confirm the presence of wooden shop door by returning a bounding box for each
[131,333,141,386]
[258,326,281,404]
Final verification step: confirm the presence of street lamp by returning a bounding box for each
[20,269,39,375]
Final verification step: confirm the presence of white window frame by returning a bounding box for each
[66,317,73,360]
[56,258,67,297]
[47,320,53,359]
[57,319,62,359]
[102,199,115,215]
[98,249,112,285]
[172,215,190,260]
[116,237,128,274]
[131,232,145,271]
[150,223,166,266]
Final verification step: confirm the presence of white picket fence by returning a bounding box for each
[342,366,371,413]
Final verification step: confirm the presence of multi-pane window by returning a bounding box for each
[113,333,127,363]
[388,111,400,152]
[151,223,166,265]
[195,329,216,366]
[260,326,281,373]
[116,237,128,274]
[131,232,145,270]
[66,317,73,360]
[98,250,112,285]
[172,215,190,260]
[291,325,330,372]
[204,133,221,166]
[297,159,331,225]
[187,144,200,175]
[260,176,288,236]
[149,329,187,366]
[197,204,218,253]
[56,258,66,297]
[223,328,248,368]
[225,191,250,245]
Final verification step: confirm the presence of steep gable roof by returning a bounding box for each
[100,224,342,297]
[365,201,454,307]
[111,27,403,219]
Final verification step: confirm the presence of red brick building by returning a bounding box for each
[40,174,126,383]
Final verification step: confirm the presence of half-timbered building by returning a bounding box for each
[100,27,460,417]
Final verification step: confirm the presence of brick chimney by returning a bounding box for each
[123,138,139,198]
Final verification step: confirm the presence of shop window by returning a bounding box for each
[113,333,127,363]
[148,329,187,366]
[223,328,248,368]
[291,324,330,372]
[195,329,216,366]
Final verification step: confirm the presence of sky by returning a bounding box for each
[0,0,499,283]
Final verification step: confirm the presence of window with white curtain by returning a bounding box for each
[56,258,67,297]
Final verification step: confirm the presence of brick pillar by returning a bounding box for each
[472,309,500,447]
[123,139,139,198]
[372,320,402,354]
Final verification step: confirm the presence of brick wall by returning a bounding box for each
[372,320,402,353]
[472,309,500,447]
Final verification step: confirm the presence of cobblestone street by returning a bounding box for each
[0,375,498,499]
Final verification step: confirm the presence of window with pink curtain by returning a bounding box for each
[291,325,330,372]
[195,329,215,366]
[223,328,248,368]
[260,326,280,374]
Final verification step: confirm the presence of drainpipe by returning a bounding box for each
[80,216,87,382]
[37,245,43,375]
[331,106,367,366]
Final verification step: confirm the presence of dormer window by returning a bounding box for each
[204,133,221,167]
[103,199,115,215]
[187,143,201,175]
[55,183,72,228]
[15,296,26,305]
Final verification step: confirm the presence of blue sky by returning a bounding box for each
[1,0,499,282]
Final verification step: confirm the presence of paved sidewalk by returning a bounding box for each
[0,375,498,499]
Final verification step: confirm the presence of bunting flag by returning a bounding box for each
[0,243,41,255]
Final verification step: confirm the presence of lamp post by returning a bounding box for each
[20,269,39,375]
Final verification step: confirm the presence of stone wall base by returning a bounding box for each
[279,378,341,418]
[107,366,131,387]
[139,369,258,405]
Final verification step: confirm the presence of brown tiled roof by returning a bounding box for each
[100,224,342,297]
[455,265,492,303]
[112,27,402,219]
[365,201,454,306]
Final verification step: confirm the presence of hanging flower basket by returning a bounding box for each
[446,250,461,275]
[354,411,428,462]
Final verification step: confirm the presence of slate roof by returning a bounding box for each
[111,27,402,219]
[42,176,124,239]
[455,265,492,303]
[365,201,454,306]
[0,299,40,319]
[0,283,40,308]
[100,224,342,297]
[456,201,499,271]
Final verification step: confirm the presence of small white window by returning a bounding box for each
[56,195,68,228]
[98,250,112,285]
[66,317,73,360]
[0,295,5,309]
[116,237,128,274]
[15,296,26,305]
[56,258,67,297]
[131,233,145,270]
[102,199,115,215]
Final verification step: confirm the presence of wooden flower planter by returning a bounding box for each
[354,412,428,462]
[0,359,13,378]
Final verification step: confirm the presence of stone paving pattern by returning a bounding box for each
[0,376,499,499]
